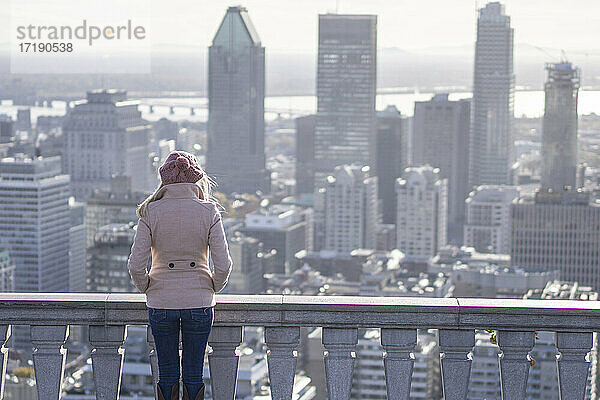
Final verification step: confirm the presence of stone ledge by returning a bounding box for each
[0,294,598,331]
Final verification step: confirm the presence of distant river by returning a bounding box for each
[1,90,600,124]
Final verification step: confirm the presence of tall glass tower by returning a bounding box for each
[207,6,269,194]
[314,14,377,188]
[468,2,514,188]
[541,62,580,191]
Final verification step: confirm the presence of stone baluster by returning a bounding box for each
[147,326,159,400]
[497,330,535,400]
[30,325,69,400]
[89,325,127,400]
[0,325,11,400]
[556,332,593,400]
[208,326,243,400]
[439,329,475,400]
[265,327,300,400]
[322,328,358,400]
[380,328,417,400]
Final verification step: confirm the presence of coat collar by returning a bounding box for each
[156,183,201,199]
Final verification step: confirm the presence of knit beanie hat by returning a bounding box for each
[159,151,204,185]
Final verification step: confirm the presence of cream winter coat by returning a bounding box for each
[127,183,233,309]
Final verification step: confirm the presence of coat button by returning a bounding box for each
[168,263,174,268]
[190,262,196,268]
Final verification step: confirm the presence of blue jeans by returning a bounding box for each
[148,307,213,398]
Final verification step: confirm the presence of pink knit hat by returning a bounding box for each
[159,151,204,185]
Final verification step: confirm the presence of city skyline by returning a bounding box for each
[1,1,600,398]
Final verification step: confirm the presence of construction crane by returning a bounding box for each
[532,45,600,61]
[533,45,560,62]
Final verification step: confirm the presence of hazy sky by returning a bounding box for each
[4,0,600,55]
[153,0,600,53]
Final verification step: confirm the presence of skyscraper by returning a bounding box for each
[62,89,153,200]
[469,2,514,188]
[207,6,269,194]
[541,62,580,191]
[314,14,377,187]
[323,165,378,254]
[376,105,409,225]
[295,114,316,195]
[0,155,70,292]
[0,155,71,349]
[510,61,596,289]
[511,190,600,289]
[413,94,470,242]
[396,166,448,267]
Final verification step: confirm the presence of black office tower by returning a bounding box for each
[314,14,377,188]
[376,105,408,225]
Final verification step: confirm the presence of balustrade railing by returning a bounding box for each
[0,293,598,400]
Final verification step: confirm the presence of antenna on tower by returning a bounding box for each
[335,0,340,13]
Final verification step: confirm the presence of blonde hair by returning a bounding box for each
[136,174,218,218]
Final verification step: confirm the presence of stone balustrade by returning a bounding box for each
[0,293,598,400]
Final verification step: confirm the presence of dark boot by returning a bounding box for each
[182,383,205,400]
[157,383,179,400]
